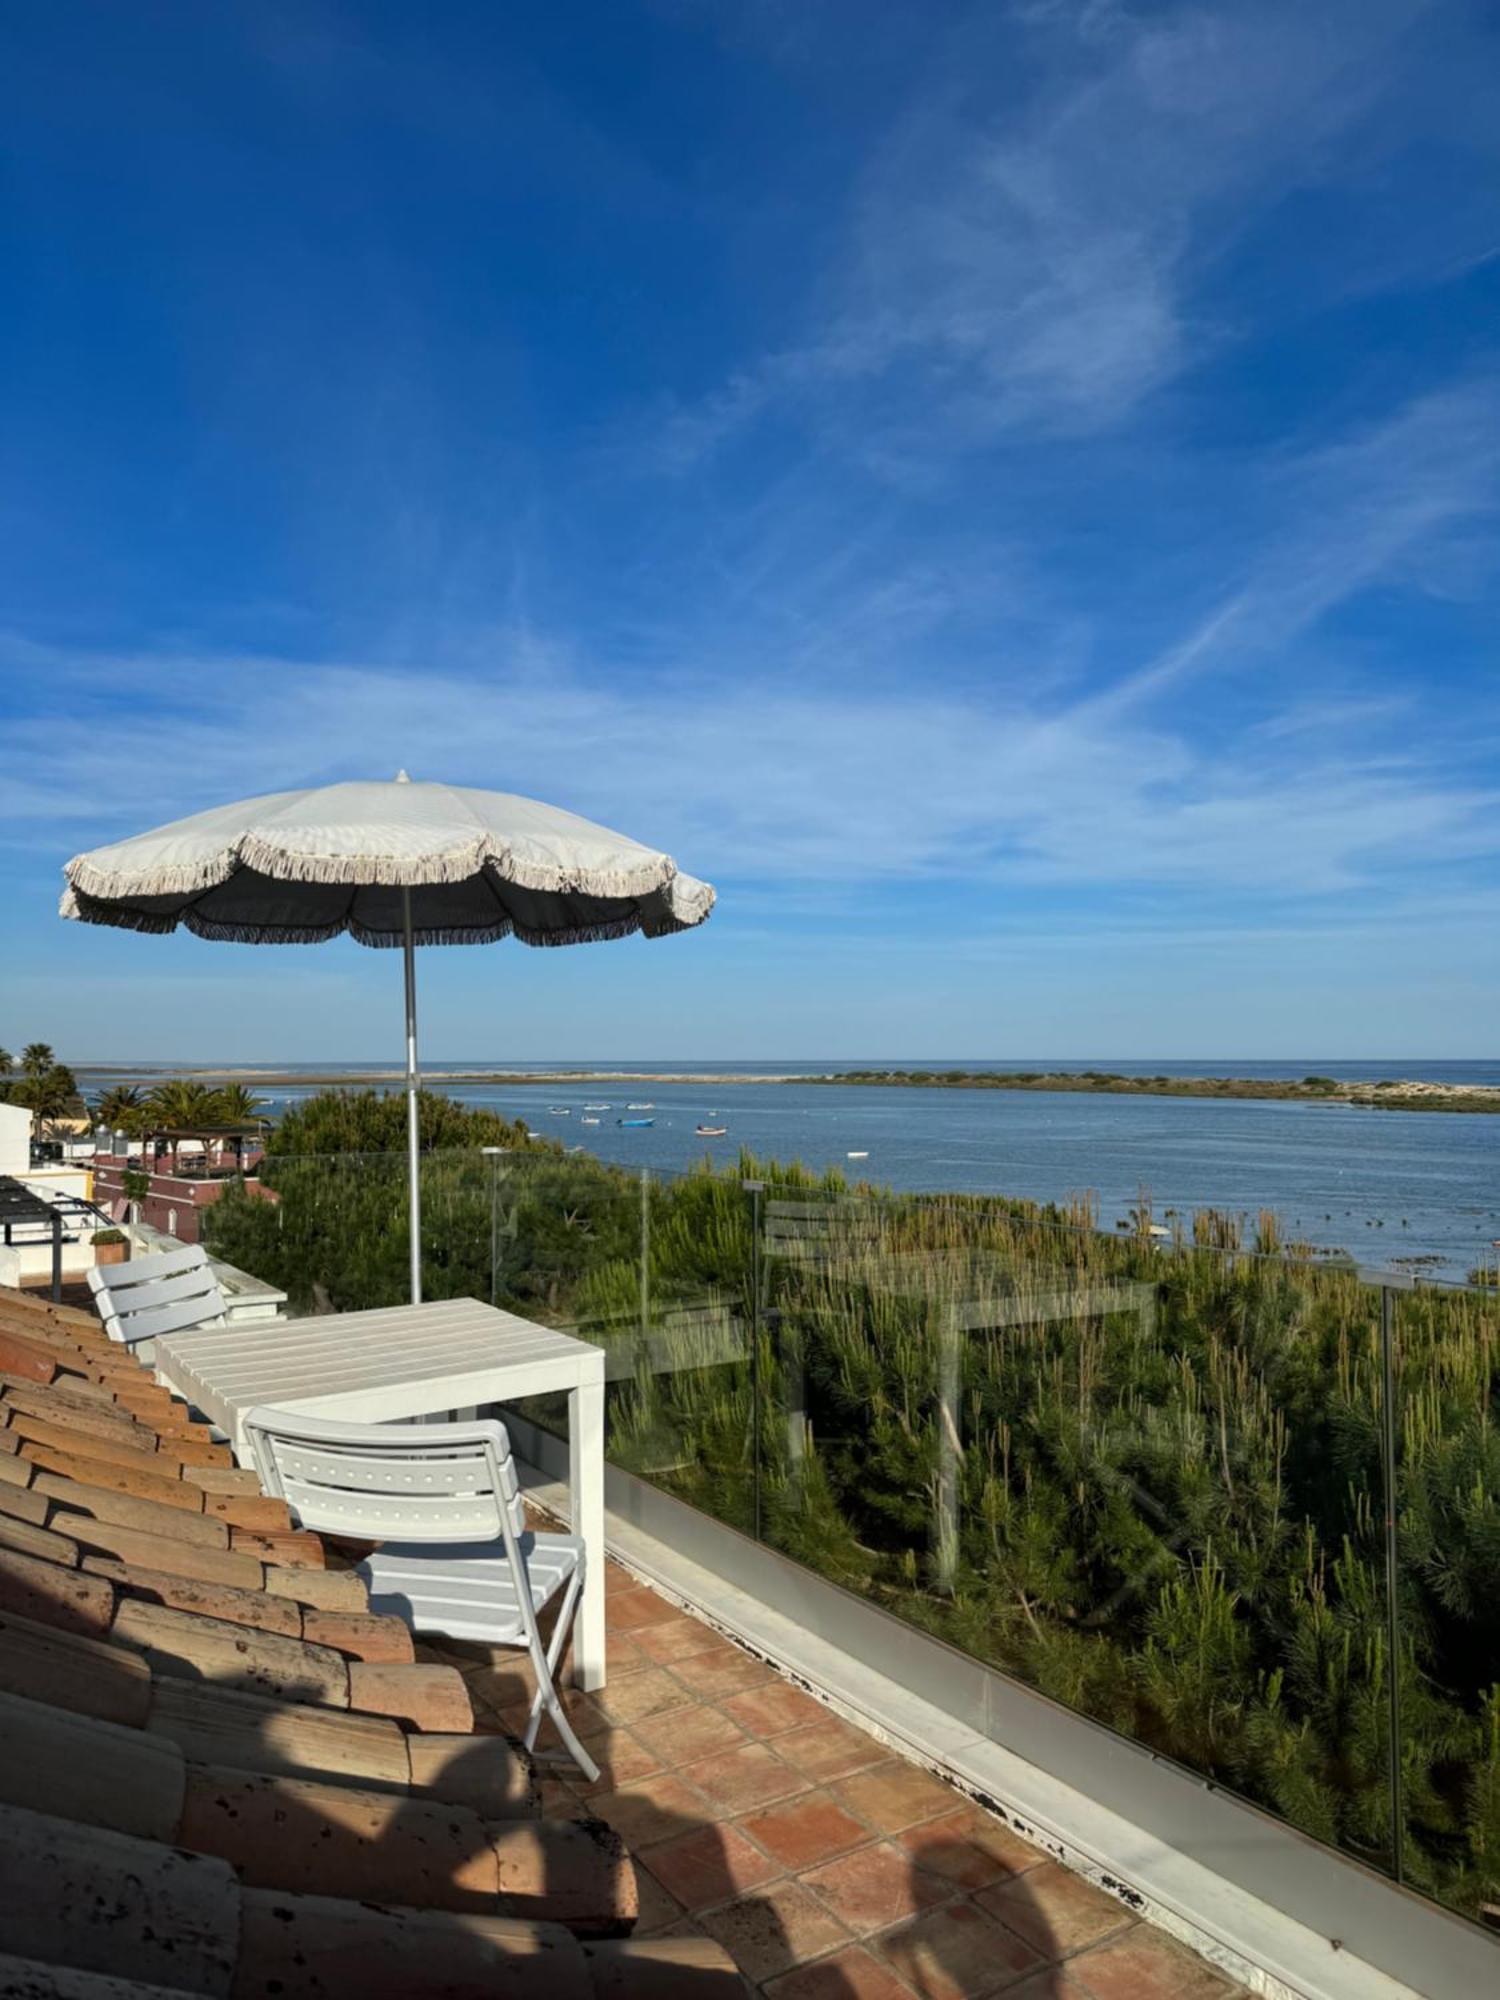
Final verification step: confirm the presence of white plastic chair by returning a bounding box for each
[242,1406,598,1781]
[88,1244,230,1361]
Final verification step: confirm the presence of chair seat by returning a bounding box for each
[358,1530,584,1646]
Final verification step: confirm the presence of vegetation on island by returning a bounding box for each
[815,1069,1500,1113]
[199,1086,1500,1922]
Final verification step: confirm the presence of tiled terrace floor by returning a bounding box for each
[424,1549,1252,2000]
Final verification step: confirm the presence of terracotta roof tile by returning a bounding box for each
[0,1288,738,1993]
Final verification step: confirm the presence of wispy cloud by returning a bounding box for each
[647,0,1458,471]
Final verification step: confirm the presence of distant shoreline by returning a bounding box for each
[70,1063,1500,1112]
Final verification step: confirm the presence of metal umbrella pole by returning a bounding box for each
[402,886,422,1304]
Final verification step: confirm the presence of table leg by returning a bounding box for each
[569,1371,606,1691]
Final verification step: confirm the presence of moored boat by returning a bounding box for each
[696,1124,727,1136]
[618,1116,655,1127]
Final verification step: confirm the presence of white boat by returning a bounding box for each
[547,1106,571,1115]
[846,1150,869,1159]
[627,1102,654,1110]
[581,1116,600,1125]
[583,1103,610,1111]
[696,1124,727,1137]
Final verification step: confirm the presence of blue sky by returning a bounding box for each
[2,0,1498,1062]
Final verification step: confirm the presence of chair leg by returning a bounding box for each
[522,1565,598,1782]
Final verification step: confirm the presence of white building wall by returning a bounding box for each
[0,1103,30,1176]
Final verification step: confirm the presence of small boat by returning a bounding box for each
[696,1125,728,1137]
[581,1116,600,1126]
[547,1106,571,1115]
[583,1103,610,1111]
[627,1102,655,1110]
[846,1150,869,1160]
[618,1117,655,1128]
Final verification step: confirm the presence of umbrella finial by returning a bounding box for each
[395,769,411,783]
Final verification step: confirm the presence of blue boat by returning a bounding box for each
[617,1116,655,1127]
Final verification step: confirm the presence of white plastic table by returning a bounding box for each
[151,1297,608,1689]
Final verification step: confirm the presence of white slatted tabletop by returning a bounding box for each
[152,1297,608,1688]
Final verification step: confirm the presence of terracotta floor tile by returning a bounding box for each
[776,1715,890,1782]
[877,1900,1044,1998]
[564,1724,663,1798]
[978,1864,1134,1957]
[591,1664,698,1725]
[722,1678,831,1739]
[682,1739,812,1813]
[588,1769,716,1848]
[800,1841,954,1937]
[512,1686,612,1745]
[766,1944,918,1999]
[1067,1930,1240,2000]
[604,1559,641,1596]
[700,1878,852,1983]
[639,1821,781,1913]
[1002,1972,1093,2000]
[833,1760,958,1834]
[632,1616,732,1664]
[632,1860,688,1937]
[630,1699,752,1766]
[742,1791,875,1871]
[607,1630,653,1676]
[609,1585,693,1631]
[898,1809,1043,1891]
[632,1613,733,1664]
[669,1643,779,1699]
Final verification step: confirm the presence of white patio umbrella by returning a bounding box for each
[60,773,715,1302]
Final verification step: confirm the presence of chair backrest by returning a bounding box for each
[241,1407,527,1546]
[87,1243,228,1348]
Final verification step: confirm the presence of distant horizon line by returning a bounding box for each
[64,1053,1500,1069]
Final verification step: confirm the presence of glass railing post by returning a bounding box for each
[1380,1281,1405,1885]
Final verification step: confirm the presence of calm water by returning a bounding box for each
[88,1058,1500,1283]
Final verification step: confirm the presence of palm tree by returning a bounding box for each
[146,1078,223,1128]
[0,1048,12,1077]
[20,1043,55,1078]
[213,1083,271,1125]
[96,1084,147,1135]
[145,1078,225,1172]
[12,1063,82,1140]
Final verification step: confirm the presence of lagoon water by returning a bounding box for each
[91,1057,1500,1284]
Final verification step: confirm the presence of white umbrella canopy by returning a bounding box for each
[61,774,715,1300]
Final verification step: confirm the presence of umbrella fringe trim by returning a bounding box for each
[63,838,697,904]
[57,886,703,949]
